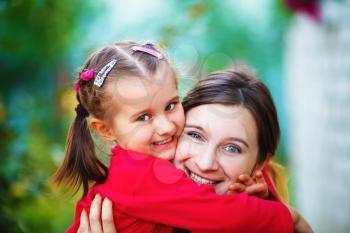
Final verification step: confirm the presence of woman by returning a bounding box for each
[78,65,313,233]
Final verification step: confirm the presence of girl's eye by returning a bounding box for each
[187,131,203,141]
[224,145,241,154]
[165,102,176,111]
[137,114,151,122]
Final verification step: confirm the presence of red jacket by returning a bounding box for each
[67,146,293,233]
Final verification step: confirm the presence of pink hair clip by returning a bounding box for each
[132,45,164,59]
[74,80,80,93]
[81,68,94,81]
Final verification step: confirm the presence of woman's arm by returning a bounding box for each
[78,196,116,233]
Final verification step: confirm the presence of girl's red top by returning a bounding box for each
[67,146,293,233]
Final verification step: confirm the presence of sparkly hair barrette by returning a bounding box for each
[132,41,164,59]
[94,59,117,87]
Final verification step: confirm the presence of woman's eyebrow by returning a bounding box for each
[226,137,249,149]
[185,124,205,132]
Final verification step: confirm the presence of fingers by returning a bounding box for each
[78,209,91,233]
[253,170,269,198]
[232,172,269,198]
[90,194,103,233]
[238,174,254,186]
[255,170,265,184]
[101,198,117,233]
[227,182,246,195]
[245,183,267,197]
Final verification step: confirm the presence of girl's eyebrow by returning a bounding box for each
[130,108,149,120]
[130,95,180,120]
[168,95,180,103]
[226,137,249,149]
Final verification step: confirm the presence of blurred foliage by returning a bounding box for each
[0,0,99,232]
[0,0,293,232]
[165,0,292,156]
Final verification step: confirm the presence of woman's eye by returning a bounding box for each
[165,102,176,111]
[137,114,151,122]
[187,131,203,141]
[224,145,240,153]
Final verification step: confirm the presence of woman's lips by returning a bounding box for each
[186,167,220,185]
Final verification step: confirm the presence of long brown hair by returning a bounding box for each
[54,41,174,197]
[182,64,288,202]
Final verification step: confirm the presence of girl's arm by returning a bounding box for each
[93,153,293,233]
[78,197,313,233]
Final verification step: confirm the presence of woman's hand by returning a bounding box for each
[77,195,117,233]
[226,171,269,199]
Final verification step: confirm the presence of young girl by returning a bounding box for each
[55,41,296,233]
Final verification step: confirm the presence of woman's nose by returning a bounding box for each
[153,115,176,136]
[195,146,219,171]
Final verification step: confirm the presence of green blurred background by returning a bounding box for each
[1,0,349,232]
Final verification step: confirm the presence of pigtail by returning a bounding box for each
[54,103,108,197]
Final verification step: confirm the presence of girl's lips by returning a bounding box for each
[153,136,173,145]
[185,167,220,185]
[151,136,176,151]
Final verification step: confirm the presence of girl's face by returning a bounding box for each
[175,104,262,194]
[107,66,185,160]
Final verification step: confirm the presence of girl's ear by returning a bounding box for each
[90,118,115,141]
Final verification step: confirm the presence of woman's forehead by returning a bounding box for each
[185,104,258,143]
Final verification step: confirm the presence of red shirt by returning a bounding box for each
[67,146,293,233]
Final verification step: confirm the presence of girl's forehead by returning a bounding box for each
[107,67,177,102]
[105,74,178,114]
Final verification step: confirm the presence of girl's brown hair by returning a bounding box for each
[182,64,288,202]
[54,41,174,197]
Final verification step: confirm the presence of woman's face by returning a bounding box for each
[175,104,262,194]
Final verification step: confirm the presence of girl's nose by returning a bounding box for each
[195,146,219,171]
[153,115,176,136]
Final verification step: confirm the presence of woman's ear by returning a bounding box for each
[256,152,273,171]
[90,118,115,141]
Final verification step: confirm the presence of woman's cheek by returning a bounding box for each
[224,159,249,182]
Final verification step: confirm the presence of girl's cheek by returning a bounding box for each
[175,136,192,162]
[174,110,185,134]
